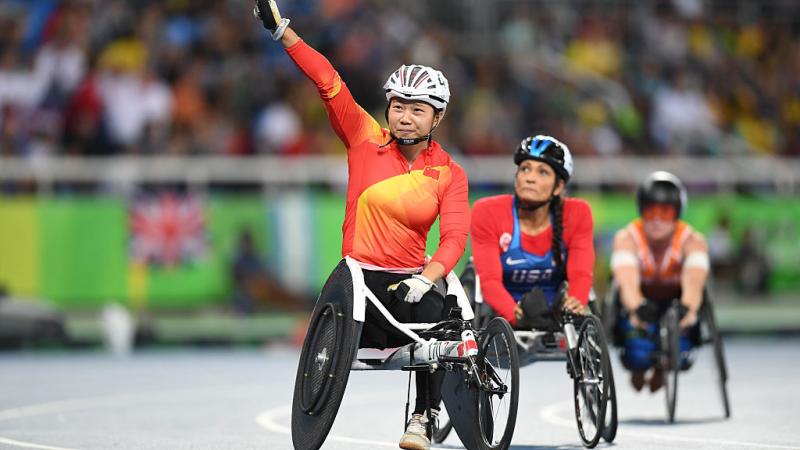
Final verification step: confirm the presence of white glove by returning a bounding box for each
[253,0,291,41]
[388,274,434,303]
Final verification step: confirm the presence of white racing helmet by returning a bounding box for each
[383,64,450,113]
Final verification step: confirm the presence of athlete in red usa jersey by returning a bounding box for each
[471,135,595,328]
[254,2,469,449]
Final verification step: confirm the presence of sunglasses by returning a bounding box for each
[642,204,677,222]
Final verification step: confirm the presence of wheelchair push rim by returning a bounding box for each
[572,315,611,448]
[476,317,520,449]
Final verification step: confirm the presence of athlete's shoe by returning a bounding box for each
[631,370,645,391]
[399,413,432,450]
[649,368,664,392]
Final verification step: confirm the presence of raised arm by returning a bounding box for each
[254,0,383,149]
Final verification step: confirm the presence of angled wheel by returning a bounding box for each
[700,296,731,419]
[441,317,519,450]
[572,315,610,448]
[602,361,618,443]
[660,305,681,423]
[476,317,520,449]
[291,260,362,450]
[432,406,453,444]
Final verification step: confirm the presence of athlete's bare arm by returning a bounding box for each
[612,229,646,326]
[679,231,709,328]
[280,27,300,47]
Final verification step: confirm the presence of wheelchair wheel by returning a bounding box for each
[602,361,618,443]
[599,281,622,347]
[432,406,453,443]
[440,318,519,450]
[292,260,361,450]
[700,297,731,419]
[572,315,611,448]
[660,305,681,423]
[476,317,520,449]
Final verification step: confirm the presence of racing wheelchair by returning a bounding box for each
[600,281,730,423]
[435,261,618,449]
[291,257,520,450]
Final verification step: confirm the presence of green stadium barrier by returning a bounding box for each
[0,192,797,311]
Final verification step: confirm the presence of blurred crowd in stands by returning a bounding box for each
[0,0,798,158]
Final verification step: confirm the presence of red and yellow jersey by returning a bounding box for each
[286,40,469,273]
[625,219,693,301]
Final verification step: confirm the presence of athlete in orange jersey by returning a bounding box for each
[254,2,469,449]
[611,171,710,392]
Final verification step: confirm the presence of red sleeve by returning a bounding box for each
[470,198,519,326]
[285,40,383,148]
[564,199,595,305]
[430,163,469,274]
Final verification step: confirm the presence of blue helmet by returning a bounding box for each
[513,135,574,182]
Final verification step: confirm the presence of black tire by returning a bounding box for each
[602,361,618,443]
[291,261,361,450]
[661,305,681,423]
[599,282,621,347]
[476,317,520,449]
[572,315,611,448]
[700,298,731,419]
[432,407,453,444]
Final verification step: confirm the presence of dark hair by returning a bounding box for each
[550,194,565,273]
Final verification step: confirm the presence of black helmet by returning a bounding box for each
[513,135,574,182]
[636,171,687,217]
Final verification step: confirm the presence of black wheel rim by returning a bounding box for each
[477,318,519,449]
[662,307,680,423]
[602,364,618,443]
[573,316,609,448]
[432,408,453,444]
[703,300,731,418]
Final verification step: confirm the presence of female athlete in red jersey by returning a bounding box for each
[254,2,469,449]
[471,135,595,327]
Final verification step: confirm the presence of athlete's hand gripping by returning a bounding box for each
[388,274,434,303]
[253,0,290,40]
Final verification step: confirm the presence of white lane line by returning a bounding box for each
[540,400,797,449]
[255,396,423,449]
[0,437,79,450]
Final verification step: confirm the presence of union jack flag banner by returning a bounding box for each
[129,192,208,267]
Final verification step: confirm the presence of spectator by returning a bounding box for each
[0,0,796,157]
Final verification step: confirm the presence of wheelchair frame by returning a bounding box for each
[435,261,618,449]
[600,280,731,423]
[291,257,521,450]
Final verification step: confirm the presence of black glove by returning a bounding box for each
[634,299,661,324]
[518,288,558,330]
[253,0,290,40]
